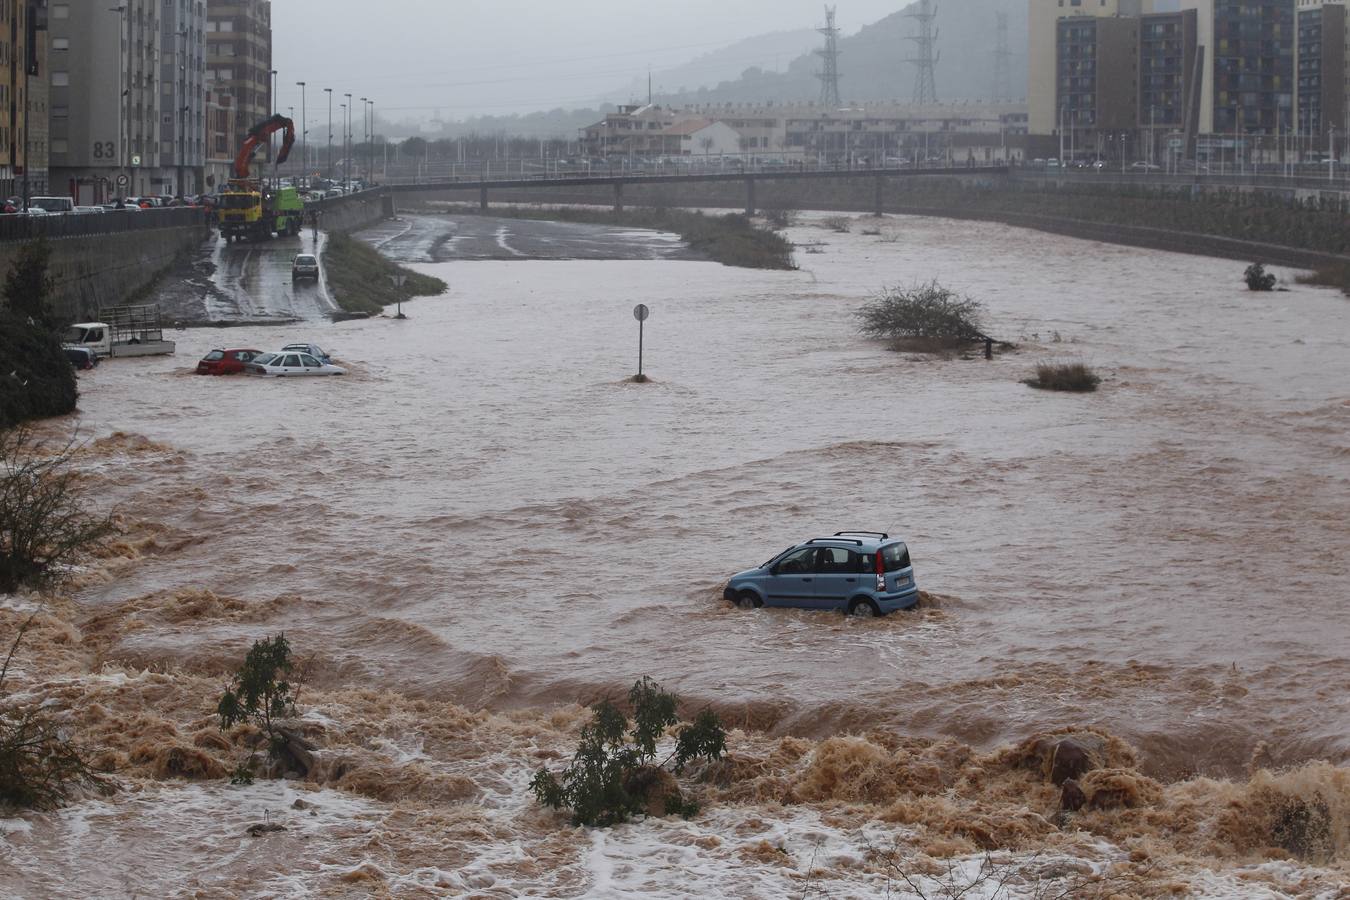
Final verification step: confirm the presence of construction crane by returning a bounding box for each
[217,115,305,243]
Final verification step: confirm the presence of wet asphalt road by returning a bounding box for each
[357,214,699,264]
[153,213,695,325]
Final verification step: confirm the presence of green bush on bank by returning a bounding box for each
[0,312,77,430]
[1,240,77,429]
[322,232,448,315]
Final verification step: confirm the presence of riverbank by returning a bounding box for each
[321,232,448,315]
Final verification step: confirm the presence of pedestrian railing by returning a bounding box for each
[0,207,207,243]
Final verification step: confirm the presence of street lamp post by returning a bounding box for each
[269,70,279,185]
[360,97,368,184]
[344,92,352,190]
[296,81,307,184]
[108,5,129,199]
[324,88,333,180]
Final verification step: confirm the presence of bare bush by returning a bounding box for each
[856,282,986,351]
[1025,362,1102,393]
[821,216,852,233]
[0,426,114,594]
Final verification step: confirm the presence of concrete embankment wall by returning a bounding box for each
[0,221,209,323]
[400,176,1350,271]
[312,190,393,234]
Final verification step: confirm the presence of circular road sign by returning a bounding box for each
[116,174,129,186]
[633,304,650,322]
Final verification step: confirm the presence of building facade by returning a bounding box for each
[204,84,237,189]
[1295,0,1347,136]
[1029,0,1154,135]
[205,0,271,171]
[161,0,207,196]
[1,1,49,201]
[48,0,164,202]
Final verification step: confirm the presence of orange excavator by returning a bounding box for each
[217,115,304,242]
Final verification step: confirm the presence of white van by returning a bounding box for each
[31,196,74,213]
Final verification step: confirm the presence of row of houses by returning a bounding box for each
[579,102,1032,164]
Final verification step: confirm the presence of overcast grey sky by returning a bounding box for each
[272,0,908,127]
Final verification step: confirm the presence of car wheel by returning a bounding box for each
[848,598,880,619]
[736,591,760,610]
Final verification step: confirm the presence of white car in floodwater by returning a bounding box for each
[244,351,346,377]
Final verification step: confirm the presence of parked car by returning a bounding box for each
[73,205,105,214]
[1130,161,1162,171]
[280,342,331,362]
[196,348,262,375]
[64,346,100,370]
[292,254,320,283]
[723,532,919,617]
[30,196,75,214]
[244,351,346,377]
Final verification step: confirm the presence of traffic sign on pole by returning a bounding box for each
[633,304,651,380]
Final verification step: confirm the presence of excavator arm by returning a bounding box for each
[232,114,297,180]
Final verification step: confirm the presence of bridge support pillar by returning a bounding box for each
[745,177,756,216]
[874,176,885,217]
[614,181,625,213]
[480,185,489,211]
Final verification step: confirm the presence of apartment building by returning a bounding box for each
[206,0,272,166]
[48,0,165,202]
[1295,0,1347,136]
[161,0,207,196]
[0,1,48,201]
[1029,0,1155,135]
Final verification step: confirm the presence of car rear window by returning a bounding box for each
[295,256,316,265]
[881,543,911,572]
[203,351,225,361]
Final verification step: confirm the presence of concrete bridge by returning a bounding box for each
[379,165,1010,216]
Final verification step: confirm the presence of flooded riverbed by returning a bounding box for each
[4,212,1349,896]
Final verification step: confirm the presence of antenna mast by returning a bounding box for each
[816,5,843,107]
[906,0,940,105]
[993,11,1012,102]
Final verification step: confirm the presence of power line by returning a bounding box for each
[816,5,843,108]
[905,0,939,105]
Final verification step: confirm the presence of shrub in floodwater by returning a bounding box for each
[822,216,852,233]
[1244,263,1277,291]
[218,634,296,764]
[0,426,115,593]
[1024,362,1102,393]
[856,281,987,351]
[530,677,727,827]
[0,615,112,810]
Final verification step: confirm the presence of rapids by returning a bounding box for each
[2,211,1348,896]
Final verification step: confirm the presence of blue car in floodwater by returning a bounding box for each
[723,532,920,618]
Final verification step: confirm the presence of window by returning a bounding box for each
[52,37,69,51]
[52,72,69,87]
[52,3,69,18]
[283,355,301,368]
[881,543,912,573]
[774,548,814,574]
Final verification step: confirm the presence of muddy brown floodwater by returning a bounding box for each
[3,212,1348,897]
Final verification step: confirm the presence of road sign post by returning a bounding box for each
[389,274,408,319]
[633,303,650,381]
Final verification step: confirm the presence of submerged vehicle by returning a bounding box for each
[724,531,919,617]
[218,114,304,242]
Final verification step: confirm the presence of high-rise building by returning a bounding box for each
[1295,0,1347,137]
[1,1,49,202]
[48,0,165,202]
[205,0,271,173]
[1178,0,1296,135]
[161,0,207,196]
[1029,0,1154,135]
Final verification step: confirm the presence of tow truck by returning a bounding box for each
[218,114,304,242]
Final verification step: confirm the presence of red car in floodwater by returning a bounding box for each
[196,348,262,375]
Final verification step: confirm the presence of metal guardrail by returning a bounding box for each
[0,207,207,243]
